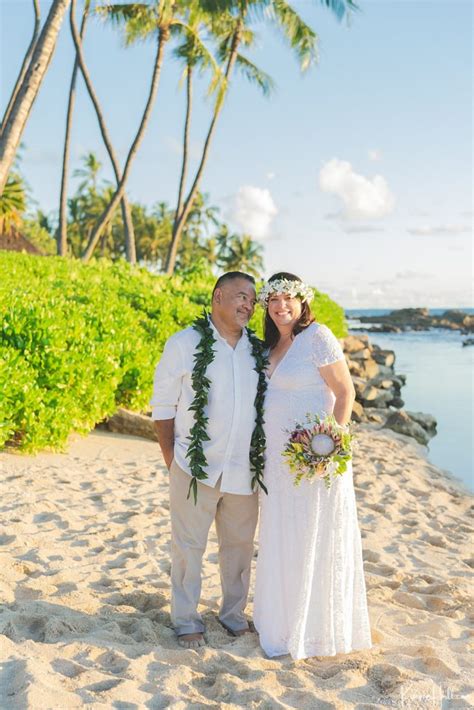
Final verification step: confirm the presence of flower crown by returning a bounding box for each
[258,278,314,306]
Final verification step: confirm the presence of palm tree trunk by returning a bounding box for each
[81,27,169,263]
[69,0,136,263]
[58,0,90,257]
[0,0,70,194]
[0,0,41,137]
[175,64,193,221]
[164,24,242,275]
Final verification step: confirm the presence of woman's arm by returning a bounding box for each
[319,359,355,426]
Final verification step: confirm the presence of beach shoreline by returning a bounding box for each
[1,426,472,708]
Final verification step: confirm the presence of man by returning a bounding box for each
[151,272,262,649]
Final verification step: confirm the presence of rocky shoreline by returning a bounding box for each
[343,334,437,446]
[349,307,474,334]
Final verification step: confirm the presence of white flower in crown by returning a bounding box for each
[258,278,314,306]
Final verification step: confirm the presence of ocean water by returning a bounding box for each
[345,310,473,492]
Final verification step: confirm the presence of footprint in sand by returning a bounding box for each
[393,591,426,610]
[106,552,140,569]
[368,663,406,693]
[51,659,87,678]
[95,650,130,675]
[362,550,380,563]
[364,562,396,578]
[421,533,447,548]
[1,621,21,641]
[417,654,458,679]
[83,678,123,693]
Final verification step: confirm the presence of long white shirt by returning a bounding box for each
[150,319,259,495]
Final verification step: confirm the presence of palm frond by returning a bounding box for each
[320,0,358,22]
[235,54,275,97]
[96,2,158,44]
[0,176,26,232]
[270,0,318,72]
[171,19,227,96]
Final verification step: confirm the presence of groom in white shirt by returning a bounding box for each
[151,272,260,649]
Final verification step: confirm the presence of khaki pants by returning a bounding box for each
[169,459,258,636]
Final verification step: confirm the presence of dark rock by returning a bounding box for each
[356,307,473,333]
[406,410,437,434]
[350,347,372,361]
[351,400,365,422]
[363,408,389,424]
[360,359,380,379]
[343,335,370,353]
[352,376,367,397]
[383,410,430,445]
[372,349,395,367]
[105,409,157,441]
[362,388,394,408]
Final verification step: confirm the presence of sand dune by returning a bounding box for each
[0,427,472,709]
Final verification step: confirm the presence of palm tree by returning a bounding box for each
[0,0,71,193]
[73,152,103,195]
[164,1,308,274]
[65,0,137,262]
[68,153,123,258]
[164,0,356,274]
[216,226,264,276]
[172,2,225,223]
[81,0,176,262]
[0,0,41,136]
[58,0,91,256]
[0,175,27,233]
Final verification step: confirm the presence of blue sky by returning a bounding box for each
[1,0,472,307]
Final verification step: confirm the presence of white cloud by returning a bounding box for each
[407,224,472,236]
[230,186,278,239]
[368,149,382,162]
[319,158,395,220]
[266,171,276,180]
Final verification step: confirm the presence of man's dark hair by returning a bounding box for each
[212,271,255,296]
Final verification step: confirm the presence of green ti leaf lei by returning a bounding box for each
[186,311,268,504]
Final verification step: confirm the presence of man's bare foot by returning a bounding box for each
[177,632,206,649]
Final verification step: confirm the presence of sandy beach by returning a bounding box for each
[0,427,472,709]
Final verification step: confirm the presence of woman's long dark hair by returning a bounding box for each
[263,272,315,349]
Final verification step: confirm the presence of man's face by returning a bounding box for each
[213,278,257,329]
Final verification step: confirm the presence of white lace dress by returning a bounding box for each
[253,323,372,660]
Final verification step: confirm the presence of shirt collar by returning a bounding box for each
[208,316,249,350]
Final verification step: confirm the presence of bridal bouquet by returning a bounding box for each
[283,414,354,489]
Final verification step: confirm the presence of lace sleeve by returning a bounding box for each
[311,324,345,368]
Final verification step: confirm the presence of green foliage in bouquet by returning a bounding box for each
[0,252,347,452]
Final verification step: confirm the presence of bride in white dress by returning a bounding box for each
[253,273,372,660]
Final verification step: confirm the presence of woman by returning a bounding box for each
[253,272,372,660]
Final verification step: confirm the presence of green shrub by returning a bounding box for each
[0,252,346,452]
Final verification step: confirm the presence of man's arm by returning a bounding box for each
[154,419,175,470]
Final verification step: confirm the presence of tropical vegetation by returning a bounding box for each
[0,252,346,452]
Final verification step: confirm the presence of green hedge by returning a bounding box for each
[0,252,346,452]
